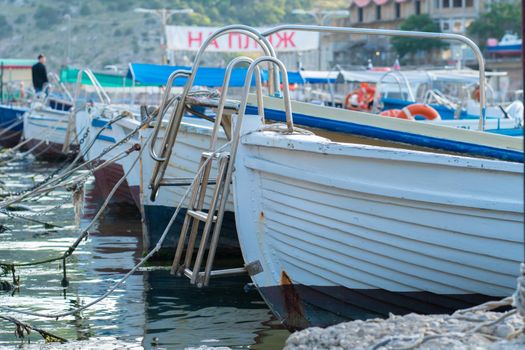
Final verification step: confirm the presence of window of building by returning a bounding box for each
[443,0,450,7]
[358,7,363,22]
[465,0,473,6]
[434,0,440,8]
[415,0,421,14]
[453,0,462,7]
[376,5,381,20]
[442,21,450,31]
[395,3,401,18]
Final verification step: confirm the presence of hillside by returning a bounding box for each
[0,0,347,72]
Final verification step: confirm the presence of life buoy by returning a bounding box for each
[472,85,481,102]
[380,103,441,121]
[344,83,376,111]
[379,109,413,120]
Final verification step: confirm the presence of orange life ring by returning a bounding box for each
[380,103,441,121]
[379,109,413,120]
[344,83,376,111]
[472,86,481,102]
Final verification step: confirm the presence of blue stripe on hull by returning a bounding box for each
[249,106,523,163]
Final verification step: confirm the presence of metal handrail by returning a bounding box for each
[80,69,111,105]
[149,69,191,161]
[371,70,415,113]
[153,25,277,164]
[62,68,111,153]
[148,25,281,201]
[47,72,74,102]
[210,56,264,151]
[261,25,487,131]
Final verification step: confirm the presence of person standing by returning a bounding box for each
[31,54,48,93]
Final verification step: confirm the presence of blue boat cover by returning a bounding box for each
[128,63,263,87]
[128,63,304,87]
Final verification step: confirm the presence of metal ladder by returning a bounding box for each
[170,55,295,288]
[170,56,266,287]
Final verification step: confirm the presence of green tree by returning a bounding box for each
[79,3,92,16]
[0,15,13,39]
[34,5,61,29]
[391,14,447,59]
[467,1,521,47]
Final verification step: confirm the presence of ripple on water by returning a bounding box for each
[0,158,289,349]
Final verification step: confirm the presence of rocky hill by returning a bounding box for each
[0,0,347,72]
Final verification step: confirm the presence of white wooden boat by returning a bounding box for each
[23,105,77,160]
[139,116,238,258]
[75,104,140,207]
[232,114,524,329]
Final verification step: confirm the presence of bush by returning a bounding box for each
[0,15,13,39]
[34,5,61,29]
[79,3,91,16]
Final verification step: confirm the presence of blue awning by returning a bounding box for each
[128,63,264,87]
[128,63,305,87]
[284,71,305,84]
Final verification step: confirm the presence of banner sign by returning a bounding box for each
[166,26,319,52]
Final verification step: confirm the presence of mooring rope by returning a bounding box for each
[0,142,142,272]
[0,119,23,138]
[0,138,231,319]
[369,263,525,349]
[0,112,147,208]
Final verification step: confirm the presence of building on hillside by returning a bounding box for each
[328,0,504,68]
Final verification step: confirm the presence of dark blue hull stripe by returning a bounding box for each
[247,106,523,163]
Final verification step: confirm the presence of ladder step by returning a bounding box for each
[187,210,217,222]
[201,151,230,160]
[159,177,217,187]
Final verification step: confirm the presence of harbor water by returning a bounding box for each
[0,157,290,349]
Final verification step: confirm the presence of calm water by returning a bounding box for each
[0,158,290,349]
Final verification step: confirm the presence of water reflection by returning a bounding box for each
[0,158,290,349]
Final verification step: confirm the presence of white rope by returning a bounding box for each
[369,264,525,350]
[0,138,232,319]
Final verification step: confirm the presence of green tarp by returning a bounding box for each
[59,67,136,88]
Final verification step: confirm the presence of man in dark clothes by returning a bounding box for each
[31,54,48,93]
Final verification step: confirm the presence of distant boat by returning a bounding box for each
[0,104,27,148]
[487,33,522,55]
[75,103,141,207]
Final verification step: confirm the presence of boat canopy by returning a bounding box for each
[300,70,338,84]
[127,63,305,87]
[60,67,135,87]
[127,63,258,87]
[0,58,37,69]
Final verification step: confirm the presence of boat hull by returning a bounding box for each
[232,116,524,329]
[0,105,26,148]
[75,108,140,208]
[23,107,78,160]
[140,117,240,260]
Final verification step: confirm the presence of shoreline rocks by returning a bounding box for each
[284,311,525,350]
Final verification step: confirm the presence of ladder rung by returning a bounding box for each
[187,210,217,222]
[201,151,230,160]
[183,268,194,279]
[208,267,247,277]
[159,177,217,187]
